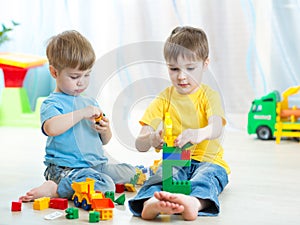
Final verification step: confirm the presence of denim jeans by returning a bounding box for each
[128,161,228,217]
[44,163,136,199]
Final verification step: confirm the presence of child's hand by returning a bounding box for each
[175,129,205,148]
[82,105,103,121]
[150,130,164,149]
[93,115,111,134]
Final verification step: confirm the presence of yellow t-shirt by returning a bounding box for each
[140,84,230,174]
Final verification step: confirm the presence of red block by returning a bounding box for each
[181,150,191,160]
[115,183,125,193]
[49,198,68,210]
[11,201,22,211]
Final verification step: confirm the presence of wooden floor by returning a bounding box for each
[1,119,300,225]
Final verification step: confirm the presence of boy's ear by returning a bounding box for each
[204,58,210,67]
[49,65,58,78]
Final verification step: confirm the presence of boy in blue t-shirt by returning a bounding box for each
[20,30,136,201]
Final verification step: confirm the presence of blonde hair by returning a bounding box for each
[46,30,95,71]
[164,26,209,63]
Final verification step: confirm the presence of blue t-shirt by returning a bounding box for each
[41,92,108,168]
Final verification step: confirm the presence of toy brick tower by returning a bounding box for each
[162,112,191,195]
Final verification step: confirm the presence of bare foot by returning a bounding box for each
[141,194,184,220]
[157,191,208,221]
[19,180,59,202]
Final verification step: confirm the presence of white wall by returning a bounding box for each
[1,0,299,116]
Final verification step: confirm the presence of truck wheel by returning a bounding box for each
[81,199,91,211]
[73,196,81,207]
[257,126,272,140]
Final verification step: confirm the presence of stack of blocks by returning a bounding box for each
[162,112,191,195]
[162,143,191,195]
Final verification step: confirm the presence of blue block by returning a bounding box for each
[163,153,181,160]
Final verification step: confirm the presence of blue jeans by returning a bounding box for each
[44,163,136,199]
[128,161,228,217]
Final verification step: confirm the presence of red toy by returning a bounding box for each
[11,201,22,211]
[115,183,125,193]
[49,198,68,210]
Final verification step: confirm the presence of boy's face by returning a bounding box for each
[50,66,91,96]
[167,56,209,95]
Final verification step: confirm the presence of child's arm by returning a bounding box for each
[93,116,112,145]
[174,115,223,148]
[135,125,163,152]
[43,105,102,136]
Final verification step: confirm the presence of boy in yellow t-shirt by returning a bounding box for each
[128,26,230,221]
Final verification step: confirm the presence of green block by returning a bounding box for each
[163,142,192,154]
[162,144,182,154]
[162,144,192,195]
[114,193,125,205]
[65,207,79,219]
[130,173,139,185]
[89,211,100,223]
[105,191,115,202]
[163,180,191,195]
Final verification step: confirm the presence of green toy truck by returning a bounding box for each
[247,91,281,140]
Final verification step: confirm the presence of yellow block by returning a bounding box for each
[97,209,113,220]
[33,197,50,210]
[124,183,136,192]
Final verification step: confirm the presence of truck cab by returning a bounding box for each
[247,91,280,140]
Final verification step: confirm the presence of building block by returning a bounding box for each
[89,211,100,223]
[130,173,139,186]
[11,201,22,211]
[181,150,191,160]
[136,165,148,174]
[115,183,125,193]
[105,191,115,202]
[98,209,113,220]
[49,198,68,210]
[124,183,136,192]
[136,172,146,185]
[65,207,79,219]
[163,152,181,160]
[161,112,191,195]
[163,145,182,154]
[95,113,105,125]
[163,112,177,147]
[150,159,162,176]
[33,197,50,210]
[162,159,191,195]
[114,194,125,205]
